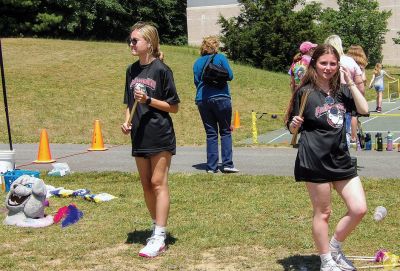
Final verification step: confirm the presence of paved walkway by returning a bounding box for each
[1,144,398,178]
[242,98,400,145]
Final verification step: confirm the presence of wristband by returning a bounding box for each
[348,81,355,88]
[145,96,152,105]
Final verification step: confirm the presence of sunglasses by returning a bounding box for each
[127,38,139,46]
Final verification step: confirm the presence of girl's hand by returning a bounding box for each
[134,88,148,104]
[291,116,304,129]
[339,65,352,84]
[121,122,131,134]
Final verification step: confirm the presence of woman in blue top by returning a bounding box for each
[193,36,238,173]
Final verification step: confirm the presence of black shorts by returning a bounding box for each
[132,148,176,159]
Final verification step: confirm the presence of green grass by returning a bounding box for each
[0,173,399,270]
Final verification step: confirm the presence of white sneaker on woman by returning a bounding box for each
[138,235,166,258]
[320,260,342,271]
[223,167,239,173]
[331,250,356,271]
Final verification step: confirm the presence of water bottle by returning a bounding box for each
[377,133,383,151]
[357,132,365,149]
[386,131,393,151]
[373,206,387,221]
[364,133,372,150]
[375,133,378,150]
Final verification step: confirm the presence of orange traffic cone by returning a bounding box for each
[88,120,108,151]
[34,129,56,163]
[233,110,241,129]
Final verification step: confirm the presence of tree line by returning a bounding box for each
[220,0,392,71]
[1,0,395,71]
[0,0,187,45]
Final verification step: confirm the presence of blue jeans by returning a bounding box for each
[197,97,234,171]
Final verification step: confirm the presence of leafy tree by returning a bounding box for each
[0,0,41,36]
[219,0,322,71]
[0,0,187,44]
[318,0,391,66]
[122,0,187,45]
[33,0,129,39]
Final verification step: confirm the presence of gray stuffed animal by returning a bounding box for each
[4,175,53,227]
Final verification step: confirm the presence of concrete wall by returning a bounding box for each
[187,0,400,66]
[187,3,241,46]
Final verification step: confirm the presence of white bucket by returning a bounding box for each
[0,150,15,174]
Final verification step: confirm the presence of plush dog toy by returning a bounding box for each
[3,175,53,227]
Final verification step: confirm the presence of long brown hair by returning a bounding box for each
[347,45,368,68]
[284,44,341,125]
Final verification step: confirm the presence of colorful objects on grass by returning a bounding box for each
[54,204,83,228]
[354,249,400,270]
[49,188,116,202]
[62,204,83,228]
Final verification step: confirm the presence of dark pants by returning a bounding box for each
[197,97,234,171]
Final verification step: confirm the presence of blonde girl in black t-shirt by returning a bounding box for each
[285,44,368,271]
[121,22,180,258]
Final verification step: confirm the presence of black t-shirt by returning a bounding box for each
[290,84,357,182]
[124,59,180,156]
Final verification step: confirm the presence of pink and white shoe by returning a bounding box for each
[138,235,166,258]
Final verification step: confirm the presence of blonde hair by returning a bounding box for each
[130,22,161,59]
[200,36,220,56]
[373,63,382,75]
[347,45,368,68]
[324,35,344,56]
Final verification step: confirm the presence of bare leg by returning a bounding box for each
[350,116,358,142]
[378,91,383,108]
[306,182,333,254]
[136,156,156,221]
[149,151,171,227]
[332,176,367,242]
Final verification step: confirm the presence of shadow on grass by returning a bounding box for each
[192,163,207,171]
[277,254,320,271]
[125,230,177,246]
[193,163,227,172]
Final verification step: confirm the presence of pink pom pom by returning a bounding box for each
[53,206,68,224]
[374,249,388,262]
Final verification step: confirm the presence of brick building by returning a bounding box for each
[187,0,400,66]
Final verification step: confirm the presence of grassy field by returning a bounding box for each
[1,38,394,146]
[0,173,399,271]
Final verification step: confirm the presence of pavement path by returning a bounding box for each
[242,98,400,145]
[1,143,398,178]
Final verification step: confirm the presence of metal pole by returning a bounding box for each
[0,38,13,150]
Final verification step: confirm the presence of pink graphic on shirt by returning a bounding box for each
[130,78,156,90]
[315,102,346,129]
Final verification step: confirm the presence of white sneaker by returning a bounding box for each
[223,167,239,173]
[331,251,356,271]
[320,260,342,271]
[138,235,166,258]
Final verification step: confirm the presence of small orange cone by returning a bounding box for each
[233,110,241,129]
[34,129,56,163]
[88,120,108,151]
